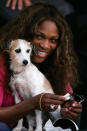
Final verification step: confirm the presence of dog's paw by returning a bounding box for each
[28,128,34,131]
[35,128,42,131]
[35,129,42,131]
[12,127,23,131]
[21,127,28,131]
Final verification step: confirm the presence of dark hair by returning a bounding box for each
[0,2,78,94]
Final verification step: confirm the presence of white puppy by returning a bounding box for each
[9,39,54,131]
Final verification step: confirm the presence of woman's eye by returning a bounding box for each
[15,48,21,53]
[51,39,57,43]
[51,39,56,43]
[26,49,30,53]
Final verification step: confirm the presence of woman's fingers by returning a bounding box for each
[69,102,82,114]
[65,110,80,120]
[42,98,65,106]
[18,0,23,10]
[72,101,82,108]
[61,107,77,120]
[24,0,32,7]
[11,0,17,10]
[41,93,66,106]
[40,93,66,112]
[34,93,66,112]
[43,93,66,101]
[61,101,82,120]
[6,0,11,7]
[34,93,82,114]
[6,0,19,10]
[6,0,32,10]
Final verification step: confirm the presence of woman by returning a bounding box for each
[0,2,82,130]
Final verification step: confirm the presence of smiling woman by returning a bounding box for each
[31,20,59,63]
[0,2,82,131]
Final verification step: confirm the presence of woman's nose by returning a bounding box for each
[40,39,50,49]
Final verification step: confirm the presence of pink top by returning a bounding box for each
[65,83,73,94]
[0,52,14,107]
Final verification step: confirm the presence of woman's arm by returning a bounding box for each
[0,93,66,124]
[0,97,36,124]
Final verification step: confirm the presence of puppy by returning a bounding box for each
[8,39,55,131]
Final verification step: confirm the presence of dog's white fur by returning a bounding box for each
[9,39,54,131]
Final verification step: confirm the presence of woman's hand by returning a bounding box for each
[33,93,66,112]
[6,0,32,10]
[61,100,82,120]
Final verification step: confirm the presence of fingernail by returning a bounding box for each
[12,6,15,10]
[72,103,76,107]
[18,6,22,10]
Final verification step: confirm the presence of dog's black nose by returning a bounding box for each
[23,60,28,65]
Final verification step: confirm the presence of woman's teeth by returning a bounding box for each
[37,51,47,57]
[33,46,48,57]
[39,52,46,55]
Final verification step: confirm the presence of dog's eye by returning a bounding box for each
[26,49,30,53]
[15,49,21,53]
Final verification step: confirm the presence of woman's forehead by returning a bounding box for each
[37,20,59,35]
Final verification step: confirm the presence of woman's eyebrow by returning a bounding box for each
[52,36,59,39]
[36,31,45,35]
[36,31,46,37]
[51,35,59,39]
[36,31,59,39]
